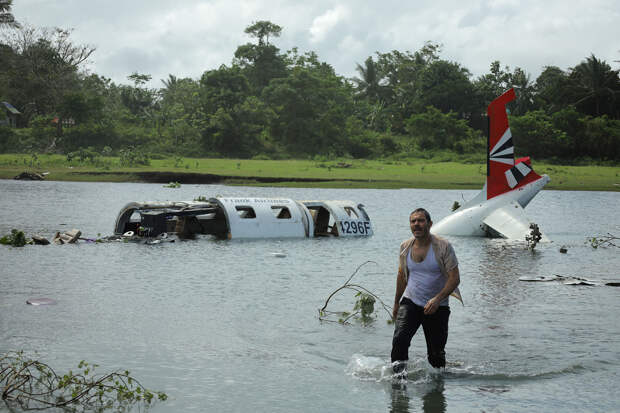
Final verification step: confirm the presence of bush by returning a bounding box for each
[0,229,27,247]
[67,147,100,163]
[28,115,56,151]
[119,146,150,166]
[405,106,479,152]
[510,111,568,159]
[380,136,400,154]
[60,123,122,152]
[0,126,16,153]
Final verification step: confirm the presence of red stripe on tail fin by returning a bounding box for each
[487,88,516,199]
[486,89,542,199]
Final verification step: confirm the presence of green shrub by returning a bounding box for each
[0,229,27,247]
[0,126,17,153]
[119,146,150,166]
[67,147,100,163]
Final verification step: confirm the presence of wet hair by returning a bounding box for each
[410,208,431,223]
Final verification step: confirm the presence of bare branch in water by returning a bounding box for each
[318,261,393,325]
[587,233,618,248]
[0,351,167,411]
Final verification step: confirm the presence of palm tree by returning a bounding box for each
[510,67,535,116]
[570,54,620,117]
[161,74,179,90]
[0,0,20,28]
[353,56,384,102]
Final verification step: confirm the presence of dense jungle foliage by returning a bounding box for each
[1,14,619,164]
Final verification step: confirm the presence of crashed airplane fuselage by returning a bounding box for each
[114,197,373,240]
[431,88,550,240]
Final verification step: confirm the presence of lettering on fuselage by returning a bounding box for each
[339,220,371,235]
[223,198,291,204]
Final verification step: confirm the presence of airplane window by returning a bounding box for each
[235,206,256,218]
[271,206,291,219]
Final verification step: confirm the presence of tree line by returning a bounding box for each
[1,15,619,163]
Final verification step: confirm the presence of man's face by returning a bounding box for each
[410,212,432,238]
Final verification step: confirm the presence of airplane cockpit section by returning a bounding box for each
[113,197,373,240]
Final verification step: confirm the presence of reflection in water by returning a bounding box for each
[476,239,543,308]
[390,382,410,413]
[389,378,446,413]
[422,380,446,413]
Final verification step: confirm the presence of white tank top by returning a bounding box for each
[403,245,449,307]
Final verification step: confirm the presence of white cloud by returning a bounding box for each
[309,5,350,44]
[9,0,620,87]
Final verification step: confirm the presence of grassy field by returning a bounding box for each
[0,154,618,191]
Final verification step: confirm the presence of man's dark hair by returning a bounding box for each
[410,208,431,222]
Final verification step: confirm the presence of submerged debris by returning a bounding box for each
[587,233,618,248]
[31,235,50,245]
[26,298,57,305]
[114,198,373,240]
[525,223,542,250]
[1,226,184,247]
[52,229,81,244]
[519,274,620,287]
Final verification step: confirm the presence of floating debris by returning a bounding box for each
[525,223,543,250]
[519,274,620,287]
[26,298,57,306]
[587,233,618,248]
[52,229,81,244]
[31,235,50,245]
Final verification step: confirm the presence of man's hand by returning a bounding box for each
[392,304,399,321]
[424,297,440,315]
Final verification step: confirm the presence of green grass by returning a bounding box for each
[0,154,618,191]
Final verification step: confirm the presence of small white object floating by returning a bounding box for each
[26,298,57,306]
[271,252,287,258]
[114,198,372,240]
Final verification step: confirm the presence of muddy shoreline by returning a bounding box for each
[73,171,358,184]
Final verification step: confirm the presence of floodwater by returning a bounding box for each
[0,180,619,413]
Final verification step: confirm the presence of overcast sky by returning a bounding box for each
[10,0,620,88]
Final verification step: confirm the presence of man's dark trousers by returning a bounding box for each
[391,297,450,370]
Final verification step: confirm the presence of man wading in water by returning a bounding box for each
[391,208,461,377]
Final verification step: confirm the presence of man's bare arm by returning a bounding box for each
[424,266,460,315]
[393,268,407,320]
